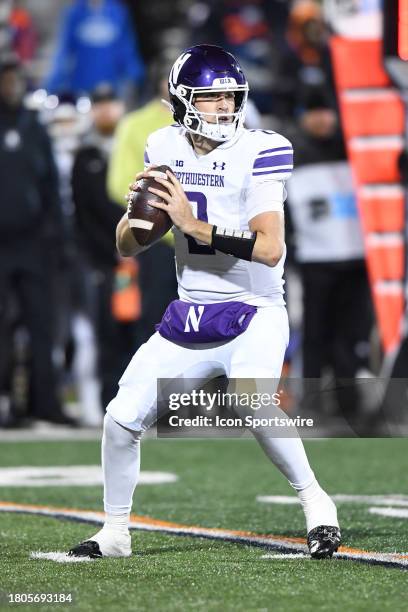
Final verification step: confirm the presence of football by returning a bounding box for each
[127,164,173,246]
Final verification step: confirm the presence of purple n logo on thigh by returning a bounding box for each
[156,300,257,344]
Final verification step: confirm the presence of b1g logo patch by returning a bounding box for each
[212,77,238,87]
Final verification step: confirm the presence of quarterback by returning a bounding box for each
[69,45,341,559]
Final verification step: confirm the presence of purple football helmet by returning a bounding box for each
[168,44,249,142]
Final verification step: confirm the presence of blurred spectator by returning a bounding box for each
[46,94,87,221]
[9,0,37,63]
[107,61,178,343]
[107,61,172,205]
[72,84,140,414]
[285,86,373,421]
[44,0,145,100]
[0,55,72,426]
[274,0,336,123]
[46,95,104,427]
[0,0,37,64]
[0,2,11,55]
[188,0,289,114]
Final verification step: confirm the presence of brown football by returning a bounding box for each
[127,164,173,246]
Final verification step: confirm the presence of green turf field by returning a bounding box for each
[1,437,408,611]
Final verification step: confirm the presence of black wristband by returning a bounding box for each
[211,226,257,261]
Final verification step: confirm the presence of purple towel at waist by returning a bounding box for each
[155,299,257,344]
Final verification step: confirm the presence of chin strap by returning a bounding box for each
[161,98,173,112]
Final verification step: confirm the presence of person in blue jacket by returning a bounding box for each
[44,0,145,98]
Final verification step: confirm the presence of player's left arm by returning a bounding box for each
[148,171,284,267]
[248,211,284,267]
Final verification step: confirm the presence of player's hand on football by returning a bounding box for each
[147,171,196,234]
[124,167,157,205]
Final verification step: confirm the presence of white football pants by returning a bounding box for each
[102,306,316,516]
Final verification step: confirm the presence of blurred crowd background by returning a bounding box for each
[0,0,404,431]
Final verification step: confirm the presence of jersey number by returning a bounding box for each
[185,191,215,255]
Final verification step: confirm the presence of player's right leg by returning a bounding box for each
[68,414,138,558]
[225,306,340,558]
[68,332,222,558]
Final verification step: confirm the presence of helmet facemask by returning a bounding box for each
[169,83,249,142]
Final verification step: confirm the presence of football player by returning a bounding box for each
[69,44,341,560]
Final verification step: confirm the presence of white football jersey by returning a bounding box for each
[145,125,293,307]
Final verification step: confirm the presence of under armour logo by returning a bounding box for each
[213,161,226,171]
[184,305,205,332]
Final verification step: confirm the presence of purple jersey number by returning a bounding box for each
[184,191,215,255]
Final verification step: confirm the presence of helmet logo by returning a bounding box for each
[170,53,191,86]
[212,77,238,87]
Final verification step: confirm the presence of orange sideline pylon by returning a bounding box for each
[331,36,406,352]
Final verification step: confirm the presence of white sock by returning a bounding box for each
[296,478,324,503]
[102,413,141,518]
[295,478,339,532]
[104,512,130,534]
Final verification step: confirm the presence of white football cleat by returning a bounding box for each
[68,527,131,558]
